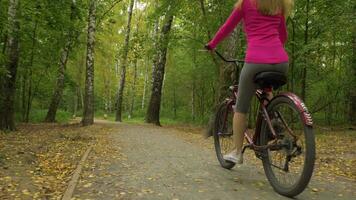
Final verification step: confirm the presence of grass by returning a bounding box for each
[15,109,73,123]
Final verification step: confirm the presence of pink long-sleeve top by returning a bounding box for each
[208,0,289,63]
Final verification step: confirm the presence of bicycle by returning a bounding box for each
[211,50,315,197]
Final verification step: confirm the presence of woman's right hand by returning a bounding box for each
[204,44,214,51]
[204,44,215,55]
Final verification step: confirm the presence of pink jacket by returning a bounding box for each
[208,0,289,63]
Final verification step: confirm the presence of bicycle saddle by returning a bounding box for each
[254,71,287,90]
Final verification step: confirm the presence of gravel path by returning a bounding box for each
[74,122,355,200]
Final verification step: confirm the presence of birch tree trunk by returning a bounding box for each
[145,13,174,125]
[141,57,149,110]
[82,0,96,126]
[45,0,78,122]
[0,0,20,131]
[115,0,135,122]
[128,60,138,118]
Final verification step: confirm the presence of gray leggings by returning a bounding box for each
[235,62,289,113]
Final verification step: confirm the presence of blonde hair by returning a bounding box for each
[235,0,293,17]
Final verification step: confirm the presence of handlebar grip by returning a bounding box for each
[205,44,213,50]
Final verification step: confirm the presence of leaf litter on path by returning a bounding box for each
[0,123,115,199]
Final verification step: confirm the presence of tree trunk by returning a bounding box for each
[128,60,138,119]
[25,68,33,122]
[0,0,20,131]
[142,57,149,110]
[24,20,38,123]
[199,0,241,103]
[289,17,296,93]
[115,0,135,122]
[75,53,85,116]
[218,27,240,101]
[45,0,77,122]
[145,13,174,126]
[151,2,160,72]
[191,81,196,121]
[301,0,310,102]
[45,39,71,122]
[173,87,177,119]
[21,70,27,120]
[82,0,96,126]
[200,85,205,119]
[191,34,198,121]
[349,16,356,125]
[198,0,223,83]
[103,67,111,115]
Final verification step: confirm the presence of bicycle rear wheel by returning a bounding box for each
[260,96,315,197]
[213,101,236,169]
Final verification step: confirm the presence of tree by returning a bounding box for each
[0,0,20,131]
[349,3,356,125]
[145,10,174,125]
[82,0,96,126]
[115,0,135,122]
[45,0,79,122]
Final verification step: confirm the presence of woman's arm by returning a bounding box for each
[207,8,244,50]
[279,16,288,45]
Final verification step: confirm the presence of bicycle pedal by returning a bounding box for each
[218,132,233,137]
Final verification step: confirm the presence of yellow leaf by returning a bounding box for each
[22,189,31,195]
[83,183,93,188]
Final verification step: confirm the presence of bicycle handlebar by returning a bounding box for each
[214,50,244,64]
[200,49,244,64]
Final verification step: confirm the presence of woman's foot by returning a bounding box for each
[223,150,243,164]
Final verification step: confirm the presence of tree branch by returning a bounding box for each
[97,0,124,25]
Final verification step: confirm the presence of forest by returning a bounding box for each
[0,0,355,199]
[0,0,355,130]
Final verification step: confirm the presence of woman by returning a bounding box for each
[206,0,293,164]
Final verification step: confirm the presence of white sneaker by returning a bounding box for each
[223,150,243,164]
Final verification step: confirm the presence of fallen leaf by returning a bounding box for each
[83,183,93,188]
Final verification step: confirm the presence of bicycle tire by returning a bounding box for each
[213,101,236,170]
[260,96,315,197]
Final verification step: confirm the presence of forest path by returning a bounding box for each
[74,122,355,200]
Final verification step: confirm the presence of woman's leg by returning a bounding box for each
[224,112,246,164]
[224,64,256,163]
[233,112,246,152]
[225,63,289,164]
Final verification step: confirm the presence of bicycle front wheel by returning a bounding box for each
[260,96,315,197]
[213,101,236,169]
